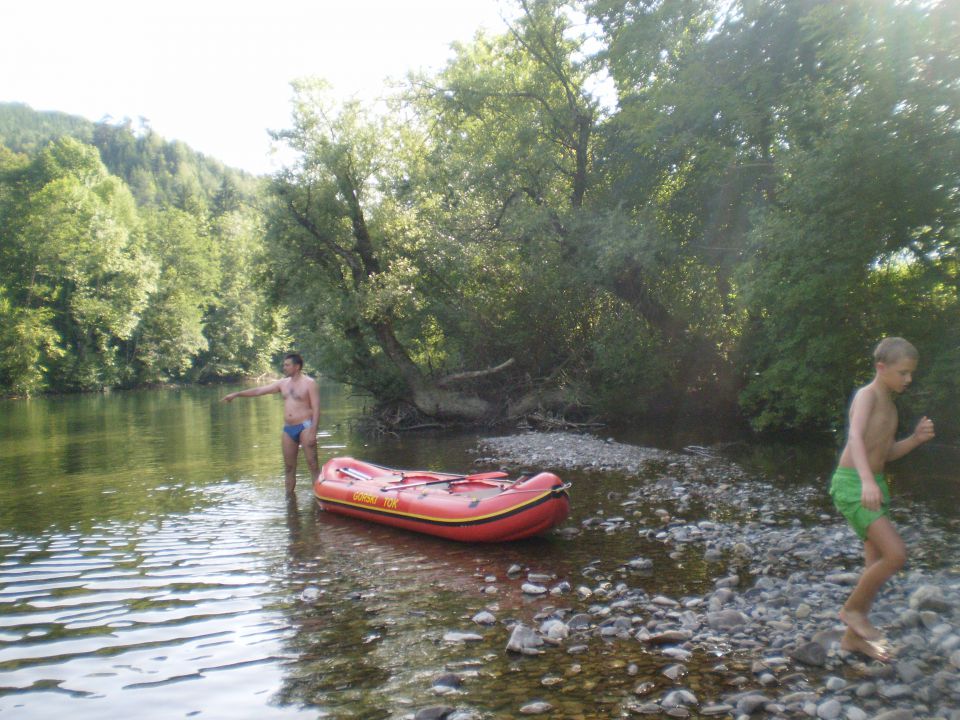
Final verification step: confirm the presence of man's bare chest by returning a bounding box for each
[282,381,310,403]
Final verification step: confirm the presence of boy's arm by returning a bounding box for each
[846,388,884,511]
[887,416,935,462]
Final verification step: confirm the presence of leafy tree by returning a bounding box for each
[0,138,156,390]
[195,206,288,380]
[0,286,62,396]
[735,0,960,429]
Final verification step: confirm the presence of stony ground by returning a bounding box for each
[413,432,960,720]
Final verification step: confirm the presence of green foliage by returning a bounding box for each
[0,107,280,395]
[734,0,960,430]
[0,286,62,396]
[3,1,958,437]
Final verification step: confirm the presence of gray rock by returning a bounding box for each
[519,700,553,715]
[825,676,847,691]
[443,631,483,643]
[506,624,544,654]
[791,641,827,667]
[700,704,735,716]
[817,699,842,720]
[432,673,462,689]
[472,610,496,625]
[878,683,914,700]
[909,584,952,612]
[707,609,749,630]
[662,663,687,680]
[646,629,693,645]
[870,711,914,720]
[521,583,548,595]
[825,572,860,585]
[567,613,593,629]
[662,689,698,708]
[414,707,455,720]
[735,693,771,715]
[540,619,569,641]
[895,660,924,684]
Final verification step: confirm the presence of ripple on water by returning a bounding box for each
[0,490,318,719]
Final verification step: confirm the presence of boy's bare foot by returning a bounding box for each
[839,608,881,640]
[841,632,892,662]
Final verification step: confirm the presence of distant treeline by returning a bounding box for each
[2,0,958,439]
[0,103,285,394]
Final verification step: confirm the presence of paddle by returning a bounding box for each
[333,465,509,490]
[378,470,509,492]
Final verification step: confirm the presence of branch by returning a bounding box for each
[436,358,516,387]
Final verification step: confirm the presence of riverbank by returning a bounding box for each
[461,432,960,720]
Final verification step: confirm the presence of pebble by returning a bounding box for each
[518,700,553,714]
[472,432,960,720]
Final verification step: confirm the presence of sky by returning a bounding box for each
[1,0,512,175]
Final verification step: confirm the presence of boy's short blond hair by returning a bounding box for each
[873,337,918,365]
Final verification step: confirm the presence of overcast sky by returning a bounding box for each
[1,0,511,174]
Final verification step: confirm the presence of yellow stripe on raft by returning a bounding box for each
[315,489,555,524]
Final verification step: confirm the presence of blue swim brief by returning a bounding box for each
[283,419,312,442]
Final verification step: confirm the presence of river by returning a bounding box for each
[1,383,957,719]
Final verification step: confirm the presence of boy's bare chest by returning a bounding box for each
[865,401,898,444]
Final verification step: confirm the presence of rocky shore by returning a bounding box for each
[413,432,960,720]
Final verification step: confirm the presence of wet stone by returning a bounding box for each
[700,704,735,716]
[895,660,924,684]
[816,698,842,720]
[909,584,952,612]
[878,684,914,700]
[518,700,553,715]
[414,706,455,720]
[871,711,915,720]
[791,641,827,667]
[735,693,771,715]
[506,624,544,655]
[707,609,748,630]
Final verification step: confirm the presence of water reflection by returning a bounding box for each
[1,386,958,718]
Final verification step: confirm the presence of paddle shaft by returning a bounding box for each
[378,471,510,492]
[333,466,509,490]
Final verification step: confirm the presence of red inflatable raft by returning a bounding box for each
[314,457,571,542]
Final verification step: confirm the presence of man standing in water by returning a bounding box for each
[222,353,320,495]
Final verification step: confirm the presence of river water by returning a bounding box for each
[1,383,957,719]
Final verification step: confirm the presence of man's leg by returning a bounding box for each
[840,517,905,641]
[281,432,299,494]
[300,428,320,483]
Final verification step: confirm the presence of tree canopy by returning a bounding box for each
[3,0,958,439]
[0,104,283,394]
[266,0,959,435]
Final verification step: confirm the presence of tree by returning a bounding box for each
[736,0,960,429]
[0,138,155,390]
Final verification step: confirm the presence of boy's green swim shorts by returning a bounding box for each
[829,466,890,541]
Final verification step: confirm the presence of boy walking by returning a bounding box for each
[831,337,935,660]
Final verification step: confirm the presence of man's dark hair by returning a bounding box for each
[284,353,304,368]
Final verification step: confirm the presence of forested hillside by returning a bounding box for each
[2,0,958,439]
[0,103,285,395]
